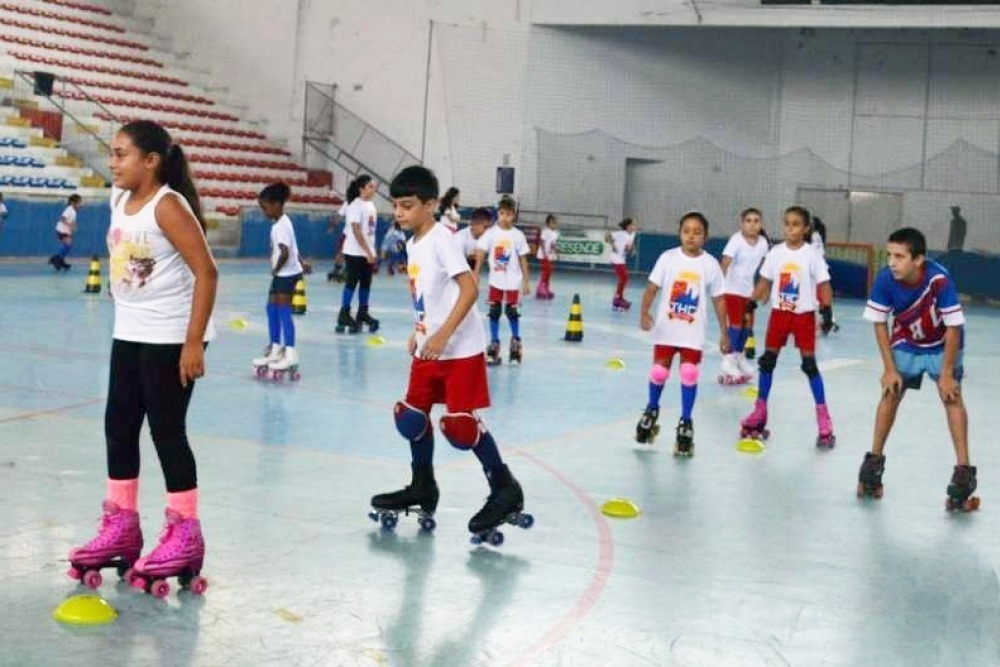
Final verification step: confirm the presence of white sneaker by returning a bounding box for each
[268,346,299,371]
[253,343,283,368]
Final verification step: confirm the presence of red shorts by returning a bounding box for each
[724,294,750,329]
[764,310,816,354]
[488,286,520,306]
[652,345,703,367]
[405,354,491,413]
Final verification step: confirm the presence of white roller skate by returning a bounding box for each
[252,344,283,379]
[268,346,301,382]
[735,353,756,382]
[717,354,748,385]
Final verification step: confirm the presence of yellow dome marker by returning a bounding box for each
[742,386,758,400]
[605,358,626,370]
[735,438,766,455]
[52,594,118,625]
[601,497,641,519]
[228,317,248,331]
[367,335,387,347]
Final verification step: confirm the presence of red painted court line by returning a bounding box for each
[510,449,615,667]
[0,398,104,425]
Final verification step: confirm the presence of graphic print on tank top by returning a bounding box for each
[668,270,701,323]
[778,262,802,311]
[108,227,156,292]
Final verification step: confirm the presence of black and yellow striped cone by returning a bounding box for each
[564,293,583,342]
[84,255,101,294]
[291,278,307,315]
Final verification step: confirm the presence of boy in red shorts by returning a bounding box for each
[473,196,531,365]
[369,166,532,545]
[740,206,837,448]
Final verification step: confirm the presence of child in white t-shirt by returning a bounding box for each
[637,212,728,455]
[473,197,531,365]
[326,199,348,283]
[607,218,637,311]
[535,214,559,300]
[337,174,380,334]
[369,166,532,545]
[49,193,82,271]
[380,221,407,276]
[718,207,769,384]
[438,186,461,232]
[456,207,491,268]
[252,183,305,379]
[740,206,837,448]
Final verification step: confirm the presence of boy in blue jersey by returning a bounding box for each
[857,227,978,510]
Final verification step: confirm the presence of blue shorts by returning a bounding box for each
[270,273,302,296]
[892,348,963,390]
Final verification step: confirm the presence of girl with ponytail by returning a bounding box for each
[67,119,218,597]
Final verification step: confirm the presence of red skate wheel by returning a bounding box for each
[856,484,865,498]
[966,497,981,511]
[151,579,170,598]
[271,371,281,382]
[874,487,883,499]
[129,572,147,590]
[292,372,301,381]
[946,498,956,511]
[83,569,103,589]
[189,576,208,595]
[67,565,82,580]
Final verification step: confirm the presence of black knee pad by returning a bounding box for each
[800,355,819,378]
[758,350,778,374]
[504,303,519,321]
[488,302,502,321]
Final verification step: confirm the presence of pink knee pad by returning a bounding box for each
[649,364,670,385]
[680,362,699,385]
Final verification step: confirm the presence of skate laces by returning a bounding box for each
[84,501,128,549]
[147,510,186,560]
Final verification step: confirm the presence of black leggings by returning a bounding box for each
[344,254,373,291]
[105,339,200,492]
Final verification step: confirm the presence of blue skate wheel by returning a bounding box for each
[470,535,483,545]
[489,531,504,547]
[380,514,398,530]
[419,517,436,531]
[518,514,535,529]
[368,511,380,523]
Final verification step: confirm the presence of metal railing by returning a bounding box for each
[11,70,120,182]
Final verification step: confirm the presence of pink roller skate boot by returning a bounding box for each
[130,508,207,598]
[816,403,836,449]
[740,399,770,440]
[67,500,143,589]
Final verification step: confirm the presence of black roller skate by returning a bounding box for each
[369,464,440,532]
[487,340,502,366]
[635,406,660,444]
[509,337,522,364]
[946,464,980,512]
[357,306,380,333]
[335,306,360,334]
[857,452,885,498]
[469,465,533,547]
[674,418,694,457]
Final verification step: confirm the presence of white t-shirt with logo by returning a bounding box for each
[648,247,725,350]
[455,226,479,258]
[609,230,635,265]
[56,205,77,235]
[477,225,530,291]
[722,232,768,297]
[342,198,378,257]
[758,242,831,314]
[537,228,559,260]
[406,223,485,360]
[107,185,216,344]
[270,214,303,277]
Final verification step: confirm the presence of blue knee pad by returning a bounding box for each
[488,302,502,321]
[394,401,430,441]
[439,412,481,450]
[504,303,519,322]
[758,350,778,374]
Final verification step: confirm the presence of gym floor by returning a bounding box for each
[2,258,998,666]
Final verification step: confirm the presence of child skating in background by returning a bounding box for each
[608,218,637,311]
[49,193,82,271]
[252,183,304,381]
[68,120,217,597]
[369,165,532,546]
[438,186,461,231]
[380,221,407,275]
[535,214,559,300]
[744,226,773,361]
[858,227,978,511]
[337,174,380,334]
[326,200,347,283]
[718,207,769,384]
[809,216,838,334]
[740,206,838,448]
[456,207,491,268]
[636,212,728,455]
[473,196,531,365]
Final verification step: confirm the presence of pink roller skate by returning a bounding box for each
[815,404,836,449]
[67,501,143,589]
[740,399,770,440]
[612,296,631,312]
[129,508,207,598]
